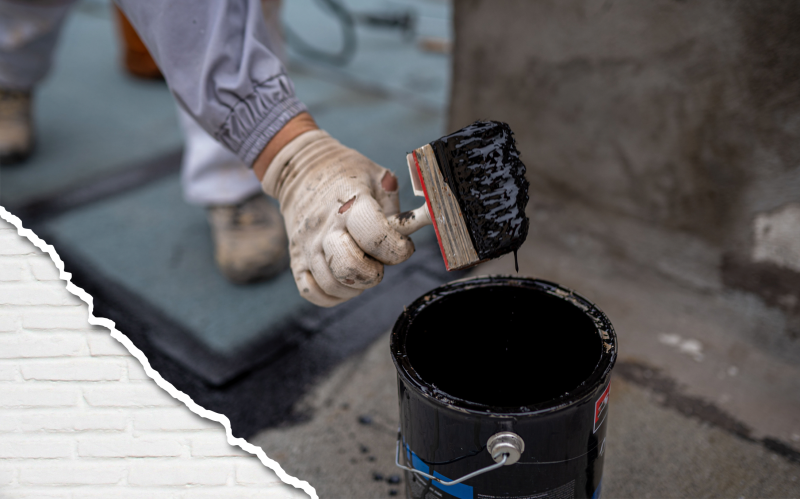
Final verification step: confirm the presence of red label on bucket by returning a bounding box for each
[593,383,610,433]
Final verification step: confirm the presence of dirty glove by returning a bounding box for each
[261,130,415,307]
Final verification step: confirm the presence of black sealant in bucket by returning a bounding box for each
[391,276,617,499]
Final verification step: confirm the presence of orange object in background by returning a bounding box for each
[113,6,163,80]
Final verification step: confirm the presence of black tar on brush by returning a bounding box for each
[389,120,530,271]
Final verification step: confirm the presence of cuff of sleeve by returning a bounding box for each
[213,73,309,166]
[237,97,308,166]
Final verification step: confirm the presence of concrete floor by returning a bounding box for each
[252,190,800,498]
[252,333,800,498]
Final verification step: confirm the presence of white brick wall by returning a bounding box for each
[0,213,314,498]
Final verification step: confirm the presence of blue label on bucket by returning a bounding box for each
[406,445,474,499]
[411,450,429,474]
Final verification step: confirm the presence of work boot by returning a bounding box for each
[207,194,289,284]
[0,89,33,166]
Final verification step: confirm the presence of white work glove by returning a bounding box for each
[262,130,415,307]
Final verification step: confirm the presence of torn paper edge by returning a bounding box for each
[0,206,318,499]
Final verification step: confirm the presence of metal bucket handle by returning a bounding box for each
[395,430,525,486]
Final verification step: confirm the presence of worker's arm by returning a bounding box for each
[115,0,305,168]
[115,0,415,307]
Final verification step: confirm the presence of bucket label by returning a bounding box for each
[593,382,610,433]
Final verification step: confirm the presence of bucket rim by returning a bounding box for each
[390,275,618,417]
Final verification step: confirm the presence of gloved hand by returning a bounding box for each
[261,130,415,307]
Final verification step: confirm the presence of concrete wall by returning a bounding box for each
[450,0,800,336]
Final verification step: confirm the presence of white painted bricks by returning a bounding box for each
[0,219,307,497]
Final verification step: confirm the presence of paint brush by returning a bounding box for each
[387,120,529,271]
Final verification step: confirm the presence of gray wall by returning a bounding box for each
[450,0,800,335]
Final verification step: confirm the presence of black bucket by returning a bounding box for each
[391,276,617,499]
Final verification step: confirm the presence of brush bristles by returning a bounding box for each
[412,144,480,271]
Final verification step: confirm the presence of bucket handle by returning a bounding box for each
[395,430,524,486]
